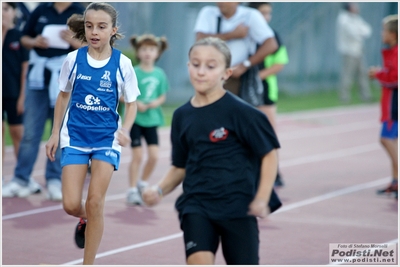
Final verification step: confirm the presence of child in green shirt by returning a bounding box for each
[126,34,169,205]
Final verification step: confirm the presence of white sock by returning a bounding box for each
[128,187,139,193]
[138,180,149,188]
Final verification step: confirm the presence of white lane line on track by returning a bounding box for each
[2,193,125,220]
[278,121,377,140]
[2,205,63,220]
[277,104,379,122]
[328,238,399,265]
[60,176,392,265]
[280,143,380,168]
[2,143,382,221]
[61,233,184,265]
[273,177,390,214]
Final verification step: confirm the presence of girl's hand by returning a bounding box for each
[142,185,163,206]
[248,198,269,218]
[16,95,25,115]
[117,128,131,147]
[45,134,60,162]
[137,101,148,112]
[147,101,155,109]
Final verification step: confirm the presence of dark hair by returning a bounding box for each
[248,2,271,10]
[189,37,231,69]
[67,2,124,47]
[342,3,351,11]
[4,2,17,9]
[130,34,168,61]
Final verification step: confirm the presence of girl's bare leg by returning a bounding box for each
[187,251,215,265]
[83,159,114,265]
[62,164,88,218]
[140,145,159,182]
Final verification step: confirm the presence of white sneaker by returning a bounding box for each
[47,183,62,201]
[137,180,149,192]
[29,177,42,194]
[126,188,143,205]
[2,180,31,198]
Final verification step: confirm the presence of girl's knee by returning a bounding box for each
[147,154,158,164]
[85,196,104,215]
[131,150,143,164]
[63,200,82,216]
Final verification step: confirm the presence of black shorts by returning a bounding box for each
[262,80,276,106]
[2,97,23,125]
[181,213,259,264]
[130,123,159,147]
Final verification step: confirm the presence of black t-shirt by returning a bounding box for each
[22,3,85,58]
[2,29,30,99]
[172,92,280,221]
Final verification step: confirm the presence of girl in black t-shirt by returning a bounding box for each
[142,37,281,265]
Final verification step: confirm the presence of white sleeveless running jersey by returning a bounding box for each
[58,46,140,153]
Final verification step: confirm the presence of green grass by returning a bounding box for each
[3,85,381,146]
[277,84,381,113]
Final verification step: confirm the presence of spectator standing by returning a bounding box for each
[2,2,85,201]
[336,2,372,103]
[194,2,278,97]
[2,2,29,174]
[248,2,289,187]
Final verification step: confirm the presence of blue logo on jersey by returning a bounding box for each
[100,70,112,88]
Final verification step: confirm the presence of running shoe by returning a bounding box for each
[47,182,62,201]
[274,172,284,187]
[2,180,31,198]
[75,218,86,249]
[126,188,143,205]
[29,177,42,194]
[137,180,149,191]
[376,183,398,195]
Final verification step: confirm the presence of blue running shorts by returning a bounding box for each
[61,147,121,170]
[381,121,398,139]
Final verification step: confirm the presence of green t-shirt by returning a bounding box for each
[264,45,289,102]
[134,66,169,127]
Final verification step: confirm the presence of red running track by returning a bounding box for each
[2,103,398,265]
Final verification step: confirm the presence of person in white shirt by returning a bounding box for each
[336,2,372,103]
[194,2,278,96]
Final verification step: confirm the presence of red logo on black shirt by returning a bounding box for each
[209,127,228,142]
[9,41,20,50]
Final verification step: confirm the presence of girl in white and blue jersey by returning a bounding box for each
[45,2,140,265]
